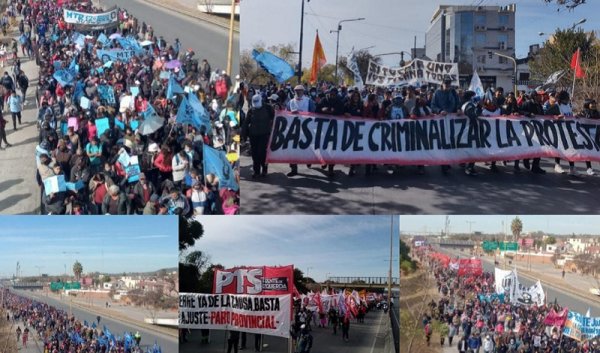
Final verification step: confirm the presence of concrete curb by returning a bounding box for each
[142,0,239,33]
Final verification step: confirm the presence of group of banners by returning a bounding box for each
[266,112,600,165]
[180,266,295,337]
[494,268,545,306]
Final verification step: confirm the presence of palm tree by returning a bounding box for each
[511,217,523,240]
[73,261,83,280]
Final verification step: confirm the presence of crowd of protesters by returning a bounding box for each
[1,0,241,215]
[242,78,600,178]
[415,252,599,353]
[2,289,159,353]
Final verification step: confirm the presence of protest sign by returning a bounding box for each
[126,156,141,182]
[457,259,482,276]
[43,175,66,195]
[115,119,125,130]
[80,96,90,110]
[563,311,600,341]
[65,180,84,192]
[365,59,459,87]
[478,293,505,303]
[129,86,139,97]
[213,266,295,295]
[515,280,545,305]
[97,85,115,105]
[63,8,118,26]
[267,112,600,165]
[68,117,79,131]
[179,293,291,337]
[117,151,131,167]
[544,308,568,326]
[95,118,110,137]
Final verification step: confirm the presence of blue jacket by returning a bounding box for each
[8,94,21,113]
[431,88,460,114]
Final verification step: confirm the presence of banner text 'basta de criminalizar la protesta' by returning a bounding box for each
[266,111,600,166]
[179,266,294,337]
[366,59,460,87]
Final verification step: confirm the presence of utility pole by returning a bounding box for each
[388,215,393,307]
[297,0,309,84]
[226,0,237,77]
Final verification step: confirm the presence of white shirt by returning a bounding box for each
[559,103,573,117]
[288,96,310,112]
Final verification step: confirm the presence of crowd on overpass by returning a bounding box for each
[416,252,599,353]
[2,289,162,353]
[1,0,243,215]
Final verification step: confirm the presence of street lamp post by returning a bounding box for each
[491,51,517,96]
[332,17,365,84]
[375,51,413,67]
[226,0,237,77]
[297,0,310,84]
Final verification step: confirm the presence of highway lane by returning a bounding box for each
[12,289,178,353]
[436,247,600,315]
[181,309,388,353]
[102,0,239,74]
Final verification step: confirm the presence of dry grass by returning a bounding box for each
[0,311,17,353]
[400,271,440,353]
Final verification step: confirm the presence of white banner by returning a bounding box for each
[515,280,545,306]
[267,112,600,165]
[494,268,517,301]
[365,59,459,87]
[63,8,118,26]
[348,49,364,90]
[179,293,291,338]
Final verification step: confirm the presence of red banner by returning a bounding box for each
[457,259,483,276]
[544,308,568,326]
[429,252,451,268]
[213,265,295,295]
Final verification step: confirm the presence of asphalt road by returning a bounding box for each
[12,289,178,353]
[102,0,239,74]
[438,247,600,315]
[181,309,388,353]
[239,158,600,215]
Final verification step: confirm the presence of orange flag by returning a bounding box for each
[310,31,327,84]
[571,48,585,79]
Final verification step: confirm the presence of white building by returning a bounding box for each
[425,4,517,91]
[121,276,141,289]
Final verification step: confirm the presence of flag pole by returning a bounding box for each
[571,48,579,99]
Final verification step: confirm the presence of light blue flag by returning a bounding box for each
[252,49,295,83]
[74,80,84,102]
[69,57,79,74]
[53,60,62,71]
[53,69,76,86]
[97,33,110,47]
[71,32,85,49]
[167,74,184,99]
[187,92,211,133]
[176,96,200,128]
[142,104,158,120]
[203,144,239,191]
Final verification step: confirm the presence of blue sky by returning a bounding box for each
[195,216,400,282]
[0,217,178,277]
[401,215,600,236]
[241,0,598,67]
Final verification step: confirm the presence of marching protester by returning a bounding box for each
[20,0,240,215]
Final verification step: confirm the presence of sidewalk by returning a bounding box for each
[0,15,41,214]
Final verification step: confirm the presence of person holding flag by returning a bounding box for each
[242,93,274,178]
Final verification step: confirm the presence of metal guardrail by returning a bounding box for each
[390,305,399,353]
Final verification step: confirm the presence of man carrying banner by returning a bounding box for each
[431,79,461,174]
[242,93,274,178]
[286,85,316,177]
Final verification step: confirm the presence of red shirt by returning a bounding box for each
[93,183,107,204]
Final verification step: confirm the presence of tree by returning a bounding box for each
[551,248,562,267]
[72,261,83,280]
[528,28,598,108]
[293,269,315,294]
[198,264,223,293]
[301,63,336,84]
[338,49,381,85]
[511,217,523,239]
[545,236,557,245]
[179,216,205,293]
[240,42,297,86]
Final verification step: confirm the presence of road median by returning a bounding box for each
[142,0,239,32]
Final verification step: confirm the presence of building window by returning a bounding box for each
[476,55,486,64]
[497,33,508,49]
[475,14,486,25]
[499,56,507,64]
[499,14,509,26]
[475,33,486,46]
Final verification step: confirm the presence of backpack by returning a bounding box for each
[425,324,432,335]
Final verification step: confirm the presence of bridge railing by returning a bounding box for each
[326,277,399,285]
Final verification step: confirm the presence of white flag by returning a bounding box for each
[469,70,485,99]
[348,48,364,90]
